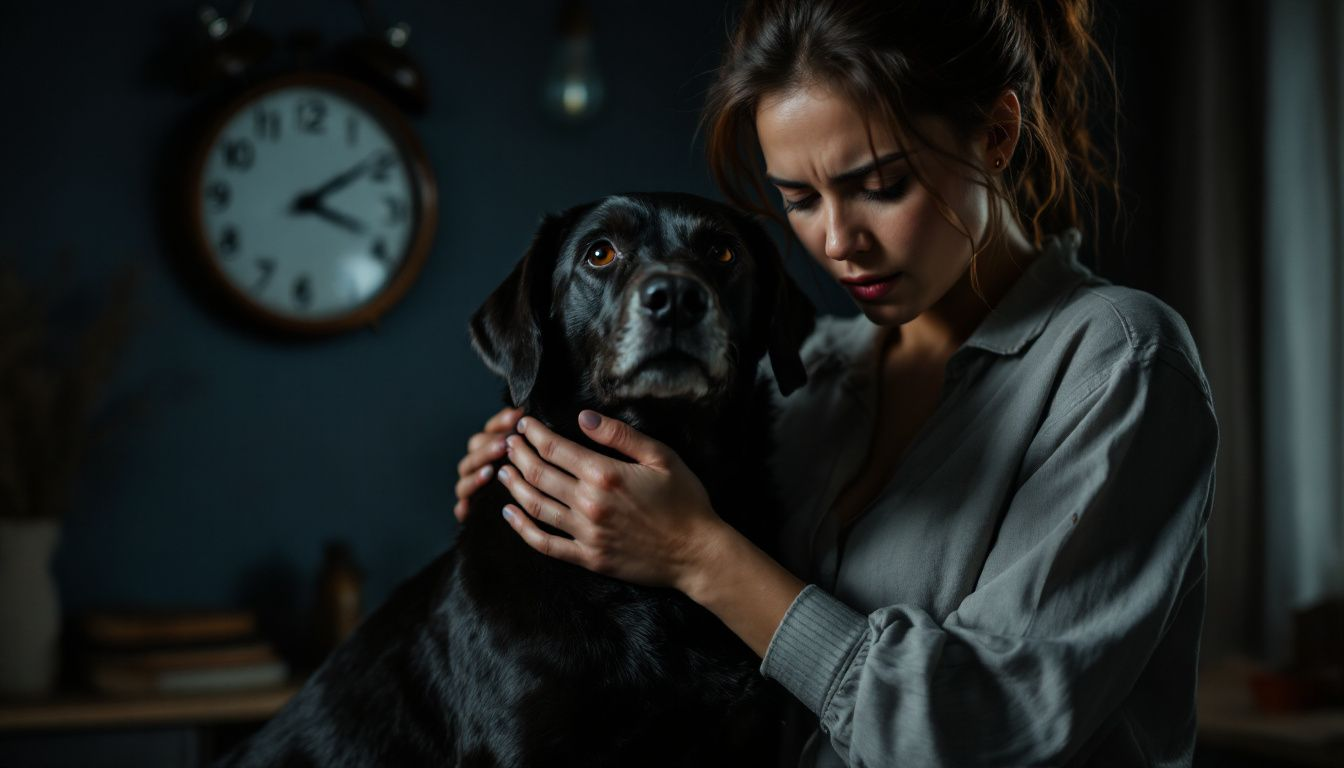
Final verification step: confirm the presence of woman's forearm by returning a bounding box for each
[682,520,808,657]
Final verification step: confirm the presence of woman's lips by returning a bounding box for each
[841,272,902,301]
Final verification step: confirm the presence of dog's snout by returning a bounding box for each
[639,275,709,328]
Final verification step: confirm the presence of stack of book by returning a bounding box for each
[75,609,290,697]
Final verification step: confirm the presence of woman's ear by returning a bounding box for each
[734,211,816,396]
[469,205,591,406]
[985,88,1022,170]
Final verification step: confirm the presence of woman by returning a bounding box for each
[455,0,1218,765]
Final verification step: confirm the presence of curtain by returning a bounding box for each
[1262,0,1344,664]
[1167,0,1267,664]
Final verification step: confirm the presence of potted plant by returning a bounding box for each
[0,261,135,697]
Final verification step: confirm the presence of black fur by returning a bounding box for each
[216,193,815,768]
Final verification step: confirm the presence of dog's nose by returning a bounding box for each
[639,275,709,327]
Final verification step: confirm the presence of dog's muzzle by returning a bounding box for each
[639,274,709,329]
[608,271,731,400]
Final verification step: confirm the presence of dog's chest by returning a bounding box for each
[459,493,732,666]
[450,504,762,766]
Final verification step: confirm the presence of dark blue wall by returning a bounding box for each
[0,0,853,658]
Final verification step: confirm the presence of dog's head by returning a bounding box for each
[469,193,814,412]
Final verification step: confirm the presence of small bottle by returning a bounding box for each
[313,540,363,661]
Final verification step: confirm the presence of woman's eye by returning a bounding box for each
[586,241,617,268]
[782,194,818,213]
[862,176,912,202]
[713,245,735,264]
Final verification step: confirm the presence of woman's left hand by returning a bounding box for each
[495,409,729,594]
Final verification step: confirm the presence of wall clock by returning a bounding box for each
[182,71,437,335]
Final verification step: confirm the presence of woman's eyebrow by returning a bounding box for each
[765,151,909,189]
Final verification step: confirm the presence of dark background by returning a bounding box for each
[5,0,1312,765]
[5,0,1274,716]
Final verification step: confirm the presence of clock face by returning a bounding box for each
[192,78,433,329]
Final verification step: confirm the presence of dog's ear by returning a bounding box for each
[469,206,588,406]
[763,254,817,397]
[735,212,816,397]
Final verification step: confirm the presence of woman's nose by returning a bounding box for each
[823,203,870,261]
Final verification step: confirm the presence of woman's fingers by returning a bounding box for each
[459,407,522,478]
[453,408,524,524]
[577,410,670,467]
[458,436,506,478]
[496,463,579,535]
[502,504,588,568]
[453,465,495,522]
[515,417,619,487]
[504,434,578,507]
[466,431,502,455]
[485,406,523,435]
[456,465,494,494]
[458,407,522,478]
[454,463,492,523]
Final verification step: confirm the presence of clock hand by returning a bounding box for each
[290,156,373,210]
[305,203,367,235]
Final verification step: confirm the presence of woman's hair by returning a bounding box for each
[703,0,1122,275]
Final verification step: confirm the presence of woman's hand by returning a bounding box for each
[496,410,733,594]
[454,406,523,523]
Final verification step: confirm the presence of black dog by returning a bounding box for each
[216,193,815,768]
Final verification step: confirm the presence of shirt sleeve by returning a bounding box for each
[759,347,1219,766]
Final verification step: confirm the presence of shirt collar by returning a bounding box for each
[803,228,1094,386]
[957,228,1092,356]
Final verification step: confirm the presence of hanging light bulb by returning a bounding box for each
[542,0,605,123]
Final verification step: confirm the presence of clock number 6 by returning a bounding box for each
[254,257,276,291]
[293,275,313,309]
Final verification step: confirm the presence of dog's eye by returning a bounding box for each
[713,246,735,264]
[586,241,617,268]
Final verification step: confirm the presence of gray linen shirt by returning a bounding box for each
[759,229,1219,767]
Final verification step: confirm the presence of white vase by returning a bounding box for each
[0,518,61,698]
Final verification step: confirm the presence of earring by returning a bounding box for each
[993,157,1004,169]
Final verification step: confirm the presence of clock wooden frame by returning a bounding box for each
[181,70,438,336]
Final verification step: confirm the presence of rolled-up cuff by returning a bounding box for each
[760,584,867,718]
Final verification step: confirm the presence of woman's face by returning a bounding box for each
[755,84,992,327]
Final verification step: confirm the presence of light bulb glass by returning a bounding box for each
[543,36,605,122]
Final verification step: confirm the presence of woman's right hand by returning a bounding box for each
[454,406,523,523]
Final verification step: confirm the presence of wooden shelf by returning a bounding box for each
[0,684,300,731]
[1198,661,1344,768]
[1199,708,1344,768]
